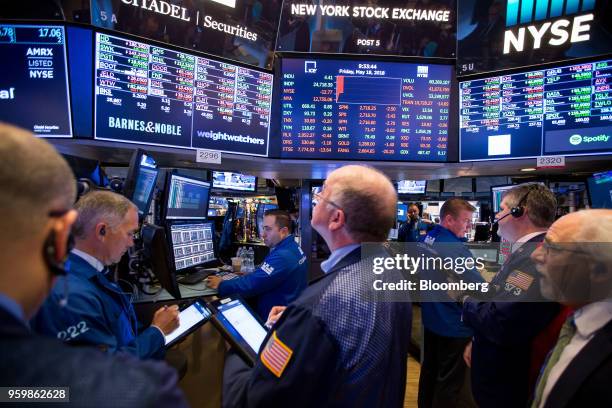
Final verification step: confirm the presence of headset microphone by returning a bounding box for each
[493,212,512,224]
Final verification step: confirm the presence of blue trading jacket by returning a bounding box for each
[462,233,559,408]
[398,218,431,242]
[222,247,412,408]
[1,306,188,408]
[218,235,307,319]
[31,253,165,359]
[419,224,485,338]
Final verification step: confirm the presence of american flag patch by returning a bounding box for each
[260,331,293,378]
[506,270,534,291]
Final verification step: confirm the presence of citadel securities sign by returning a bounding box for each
[92,0,282,68]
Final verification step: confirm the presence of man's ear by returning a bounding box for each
[54,210,78,261]
[95,222,107,240]
[328,208,345,232]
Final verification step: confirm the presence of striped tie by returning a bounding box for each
[531,315,576,408]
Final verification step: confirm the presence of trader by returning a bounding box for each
[206,209,307,319]
[460,183,560,408]
[531,209,612,408]
[419,198,482,408]
[0,123,187,406]
[223,165,412,407]
[32,190,180,359]
[398,203,432,242]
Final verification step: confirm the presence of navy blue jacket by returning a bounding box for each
[0,305,187,407]
[218,235,307,319]
[462,233,560,408]
[398,218,431,242]
[419,225,485,338]
[31,253,165,359]
[222,247,412,408]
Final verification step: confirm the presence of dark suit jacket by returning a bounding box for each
[543,319,612,408]
[0,305,187,407]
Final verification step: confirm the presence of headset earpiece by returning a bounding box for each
[43,230,67,276]
[510,206,525,218]
[100,226,106,236]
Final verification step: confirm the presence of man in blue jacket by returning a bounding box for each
[398,204,432,242]
[0,124,187,407]
[206,209,307,319]
[32,190,180,359]
[418,198,483,408]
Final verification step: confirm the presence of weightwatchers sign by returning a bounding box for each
[275,0,457,58]
[91,0,282,69]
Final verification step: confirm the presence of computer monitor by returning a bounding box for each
[256,203,279,238]
[397,203,408,223]
[141,224,181,299]
[123,149,159,216]
[162,172,211,221]
[212,171,257,192]
[397,180,427,195]
[490,185,515,214]
[587,170,612,209]
[167,221,217,274]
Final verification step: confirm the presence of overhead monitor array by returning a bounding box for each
[278,58,453,162]
[460,57,612,161]
[94,31,273,156]
[0,24,72,137]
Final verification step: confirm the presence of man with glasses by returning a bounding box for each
[0,124,187,406]
[205,209,307,319]
[530,209,612,407]
[32,190,180,359]
[459,183,561,408]
[222,165,412,407]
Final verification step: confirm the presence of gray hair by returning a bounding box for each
[0,123,76,240]
[503,183,557,228]
[570,209,612,266]
[73,190,137,239]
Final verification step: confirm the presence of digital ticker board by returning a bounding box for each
[0,24,72,137]
[460,58,612,161]
[94,32,273,156]
[279,58,453,161]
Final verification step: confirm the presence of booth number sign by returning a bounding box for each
[196,149,222,164]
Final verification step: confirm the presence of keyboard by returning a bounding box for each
[176,268,218,285]
[216,271,239,281]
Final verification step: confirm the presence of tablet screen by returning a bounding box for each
[164,301,212,346]
[216,298,268,355]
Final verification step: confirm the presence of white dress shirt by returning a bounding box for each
[511,231,545,254]
[71,248,105,273]
[539,299,612,408]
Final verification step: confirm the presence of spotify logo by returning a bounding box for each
[569,134,582,145]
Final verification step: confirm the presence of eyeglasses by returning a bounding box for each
[312,192,343,211]
[541,239,588,256]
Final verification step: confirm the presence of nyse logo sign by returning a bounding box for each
[304,61,317,73]
[503,0,595,54]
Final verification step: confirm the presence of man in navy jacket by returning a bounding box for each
[32,191,180,359]
[0,124,187,407]
[206,209,307,319]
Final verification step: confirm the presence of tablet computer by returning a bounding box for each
[164,300,212,348]
[209,296,269,366]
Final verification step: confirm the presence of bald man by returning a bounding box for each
[0,124,187,406]
[222,165,412,407]
[531,210,612,408]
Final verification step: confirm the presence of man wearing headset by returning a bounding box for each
[0,124,187,406]
[457,183,561,408]
[32,190,180,359]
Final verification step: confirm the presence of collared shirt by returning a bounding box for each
[539,299,612,408]
[511,231,546,253]
[0,293,26,324]
[71,248,105,273]
[321,244,360,274]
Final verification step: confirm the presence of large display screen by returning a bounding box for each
[460,58,612,161]
[91,0,281,69]
[279,58,453,161]
[212,171,256,192]
[0,24,72,137]
[164,174,211,220]
[457,0,612,76]
[587,170,612,208]
[276,0,456,58]
[94,32,273,156]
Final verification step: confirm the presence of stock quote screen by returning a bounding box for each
[0,24,72,137]
[94,32,273,156]
[279,58,453,161]
[460,58,612,161]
